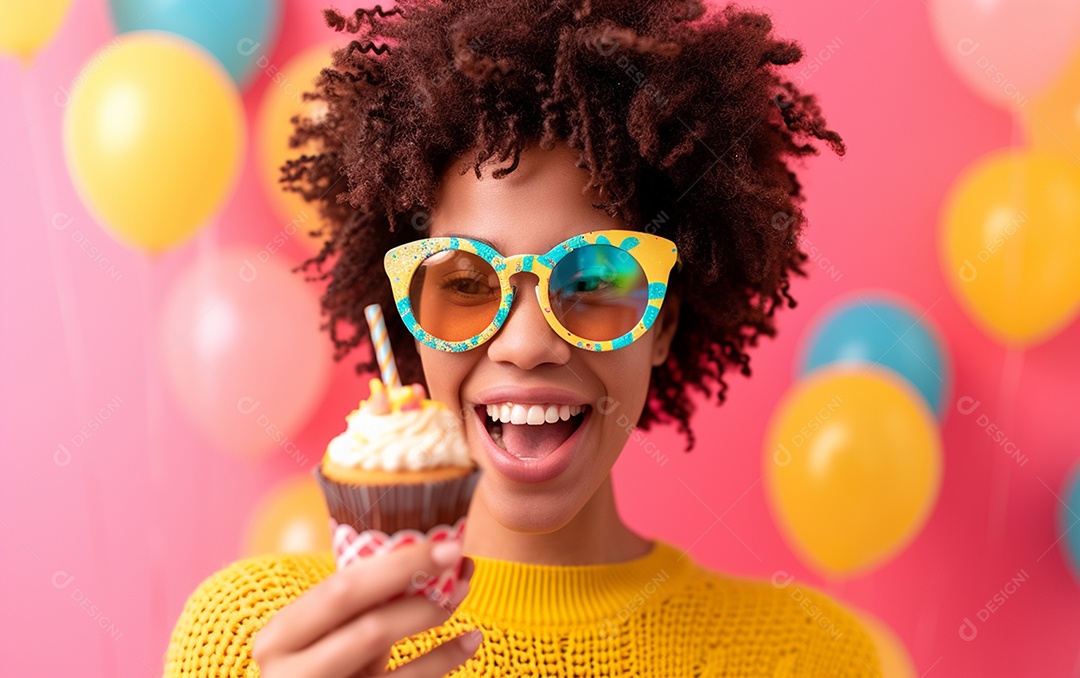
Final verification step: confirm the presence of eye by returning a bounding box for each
[564,265,617,294]
[437,272,499,301]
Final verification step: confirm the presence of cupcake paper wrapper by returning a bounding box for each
[329,517,467,601]
[312,465,480,535]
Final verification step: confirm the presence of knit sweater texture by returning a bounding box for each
[163,540,880,676]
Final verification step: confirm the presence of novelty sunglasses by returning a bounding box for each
[383,230,680,352]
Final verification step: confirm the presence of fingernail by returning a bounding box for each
[458,628,483,653]
[432,540,463,568]
[460,556,475,581]
[448,579,470,612]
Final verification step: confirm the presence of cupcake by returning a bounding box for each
[313,377,480,583]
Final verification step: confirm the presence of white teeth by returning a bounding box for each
[483,402,588,425]
[510,404,528,425]
[526,405,546,424]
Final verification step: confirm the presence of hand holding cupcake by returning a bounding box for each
[313,305,480,602]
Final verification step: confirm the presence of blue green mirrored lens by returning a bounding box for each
[549,244,648,341]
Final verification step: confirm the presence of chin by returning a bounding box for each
[474,479,585,534]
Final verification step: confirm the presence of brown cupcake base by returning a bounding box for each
[312,464,480,535]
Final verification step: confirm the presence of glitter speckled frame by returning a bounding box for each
[384,229,680,352]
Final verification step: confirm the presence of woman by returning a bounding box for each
[165,1,879,675]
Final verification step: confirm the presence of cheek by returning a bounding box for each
[416,346,474,409]
[599,341,655,400]
[587,342,656,443]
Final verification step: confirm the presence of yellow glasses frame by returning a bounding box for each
[384,229,680,352]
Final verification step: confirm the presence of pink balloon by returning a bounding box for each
[929,0,1080,109]
[161,247,333,459]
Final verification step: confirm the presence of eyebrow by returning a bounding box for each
[443,233,503,252]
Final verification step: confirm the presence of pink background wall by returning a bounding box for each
[2,1,1078,675]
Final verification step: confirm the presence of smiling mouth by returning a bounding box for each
[478,403,589,460]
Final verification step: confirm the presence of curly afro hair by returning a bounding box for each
[286,0,845,451]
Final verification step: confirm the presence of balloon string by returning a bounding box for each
[191,219,216,573]
[21,63,90,422]
[139,254,169,650]
[1006,111,1026,319]
[194,218,221,452]
[912,569,942,664]
[987,345,1025,562]
[21,68,113,677]
[986,111,1027,561]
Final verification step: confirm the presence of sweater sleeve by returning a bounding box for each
[162,551,336,678]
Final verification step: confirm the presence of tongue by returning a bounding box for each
[500,418,577,460]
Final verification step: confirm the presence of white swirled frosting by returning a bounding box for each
[326,399,471,472]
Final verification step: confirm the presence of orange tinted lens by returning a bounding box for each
[549,244,649,341]
[409,249,501,342]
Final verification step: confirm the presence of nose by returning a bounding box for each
[484,272,572,370]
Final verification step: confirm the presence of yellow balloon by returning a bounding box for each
[859,611,917,678]
[1027,41,1080,168]
[63,31,244,255]
[0,0,70,65]
[255,43,339,255]
[940,149,1080,345]
[764,366,942,577]
[243,474,331,557]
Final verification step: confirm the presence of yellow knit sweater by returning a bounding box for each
[164,540,880,676]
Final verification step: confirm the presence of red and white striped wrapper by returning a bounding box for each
[330,516,468,602]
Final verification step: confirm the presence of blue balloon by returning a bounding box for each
[1062,466,1080,579]
[799,295,950,418]
[110,0,281,87]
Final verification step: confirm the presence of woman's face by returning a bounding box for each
[417,142,679,534]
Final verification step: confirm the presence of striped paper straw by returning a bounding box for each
[364,304,402,389]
